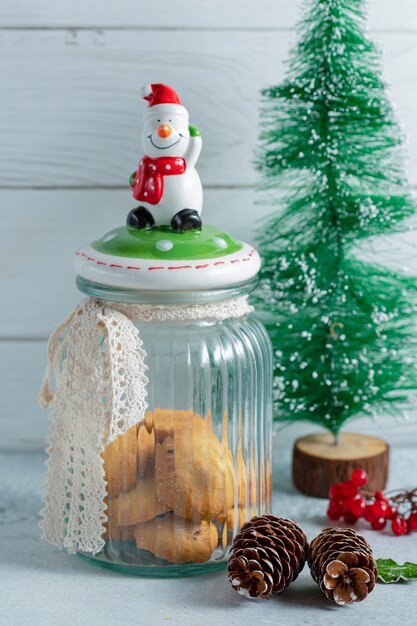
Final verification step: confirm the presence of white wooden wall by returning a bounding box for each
[2,0,417,451]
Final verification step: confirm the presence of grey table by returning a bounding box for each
[1,447,416,626]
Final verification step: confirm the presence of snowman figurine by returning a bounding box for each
[127,83,203,232]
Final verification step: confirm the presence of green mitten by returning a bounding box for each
[188,124,201,138]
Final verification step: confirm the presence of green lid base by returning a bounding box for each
[92,225,243,261]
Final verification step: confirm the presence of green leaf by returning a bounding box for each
[377,559,417,583]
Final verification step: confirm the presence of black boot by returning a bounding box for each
[171,209,202,232]
[127,206,155,230]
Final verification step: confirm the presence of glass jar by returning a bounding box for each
[76,275,272,576]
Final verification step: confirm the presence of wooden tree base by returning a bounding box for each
[292,432,389,498]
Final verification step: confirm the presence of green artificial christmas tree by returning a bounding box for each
[255,0,417,439]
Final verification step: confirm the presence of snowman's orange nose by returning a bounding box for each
[157,124,172,138]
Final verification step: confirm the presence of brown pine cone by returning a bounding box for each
[308,527,377,606]
[227,515,308,599]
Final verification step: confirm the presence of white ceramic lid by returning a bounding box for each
[74,224,260,291]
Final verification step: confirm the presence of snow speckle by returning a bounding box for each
[156,240,174,252]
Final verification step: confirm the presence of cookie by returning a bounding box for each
[134,513,218,563]
[111,476,170,525]
[104,409,255,537]
[137,422,155,479]
[148,407,208,443]
[103,499,134,542]
[101,423,138,498]
[226,507,250,530]
[155,425,234,519]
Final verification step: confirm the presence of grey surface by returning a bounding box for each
[1,448,416,626]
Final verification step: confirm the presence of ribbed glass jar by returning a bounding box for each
[77,276,272,576]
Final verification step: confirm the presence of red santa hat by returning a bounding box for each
[141,83,188,118]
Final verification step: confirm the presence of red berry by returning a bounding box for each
[351,469,368,487]
[364,504,376,523]
[329,483,343,500]
[343,512,358,525]
[371,517,386,530]
[329,499,344,513]
[386,505,398,520]
[348,496,366,518]
[371,500,389,518]
[341,480,358,499]
[327,507,340,521]
[342,497,352,513]
[375,490,388,502]
[407,511,417,531]
[327,501,343,521]
[392,517,408,536]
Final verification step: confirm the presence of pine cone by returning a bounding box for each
[308,527,377,606]
[227,515,308,599]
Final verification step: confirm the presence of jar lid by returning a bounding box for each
[74,83,261,292]
[74,224,260,291]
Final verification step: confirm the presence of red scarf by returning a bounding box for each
[131,156,186,205]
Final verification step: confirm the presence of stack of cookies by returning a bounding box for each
[102,408,254,564]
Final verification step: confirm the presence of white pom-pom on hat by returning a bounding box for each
[140,84,153,99]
